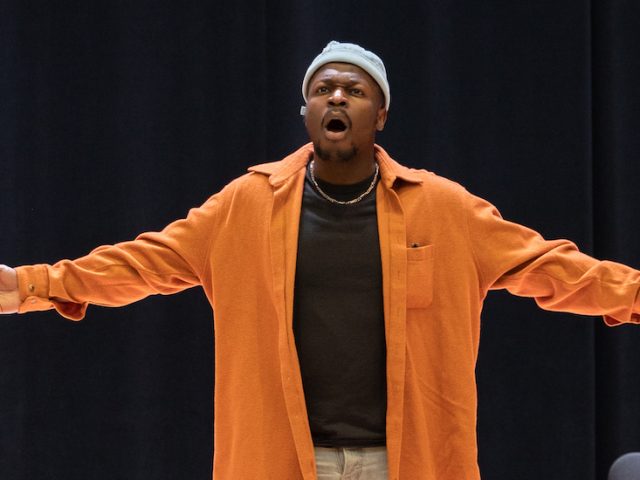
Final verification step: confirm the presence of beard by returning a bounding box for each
[313,142,359,163]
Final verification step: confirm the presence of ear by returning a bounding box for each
[375,107,388,131]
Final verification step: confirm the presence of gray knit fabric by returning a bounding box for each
[609,453,640,480]
[301,41,390,111]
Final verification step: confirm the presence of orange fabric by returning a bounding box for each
[16,144,640,479]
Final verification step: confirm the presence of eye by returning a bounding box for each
[350,88,364,96]
[315,86,330,94]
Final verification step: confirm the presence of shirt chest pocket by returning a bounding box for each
[406,244,434,309]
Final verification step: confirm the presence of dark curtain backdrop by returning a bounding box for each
[1,1,639,479]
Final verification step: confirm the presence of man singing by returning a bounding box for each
[1,41,639,480]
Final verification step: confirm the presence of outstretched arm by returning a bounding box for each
[1,187,227,320]
[465,192,640,324]
[0,265,18,314]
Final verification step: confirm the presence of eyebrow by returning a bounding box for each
[312,77,365,87]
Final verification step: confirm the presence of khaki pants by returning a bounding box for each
[314,446,388,479]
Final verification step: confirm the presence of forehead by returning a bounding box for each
[309,62,379,88]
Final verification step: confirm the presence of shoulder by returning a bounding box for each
[202,145,311,210]
[387,162,472,205]
[375,144,470,201]
[206,171,273,210]
[379,158,489,226]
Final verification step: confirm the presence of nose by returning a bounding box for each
[328,87,348,107]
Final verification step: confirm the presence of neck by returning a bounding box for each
[311,145,377,185]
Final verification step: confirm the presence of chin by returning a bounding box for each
[313,143,358,163]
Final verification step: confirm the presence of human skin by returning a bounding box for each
[0,62,390,314]
[303,62,388,185]
[0,265,18,314]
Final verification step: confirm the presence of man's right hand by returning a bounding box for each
[0,265,19,314]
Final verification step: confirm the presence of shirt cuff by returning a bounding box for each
[603,284,640,326]
[15,264,54,313]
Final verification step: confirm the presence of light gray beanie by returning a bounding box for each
[301,41,390,111]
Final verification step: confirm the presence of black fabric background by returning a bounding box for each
[1,1,639,479]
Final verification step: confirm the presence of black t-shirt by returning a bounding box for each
[293,163,386,447]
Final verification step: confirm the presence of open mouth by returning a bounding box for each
[325,118,347,133]
[322,112,351,141]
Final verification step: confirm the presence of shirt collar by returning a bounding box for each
[248,143,424,188]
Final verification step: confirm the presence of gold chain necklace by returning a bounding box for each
[309,160,379,205]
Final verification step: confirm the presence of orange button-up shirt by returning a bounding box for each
[16,144,640,479]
